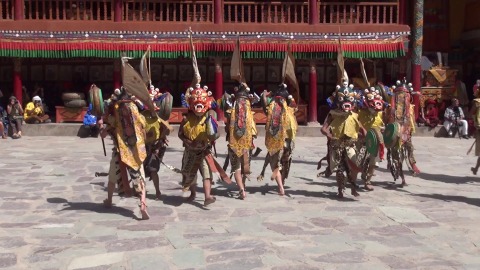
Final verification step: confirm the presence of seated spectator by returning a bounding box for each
[83,104,99,137]
[24,96,51,124]
[0,106,6,139]
[421,99,440,128]
[444,98,468,139]
[0,91,6,139]
[7,96,23,139]
[0,123,5,139]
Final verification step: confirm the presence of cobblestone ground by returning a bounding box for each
[0,135,479,270]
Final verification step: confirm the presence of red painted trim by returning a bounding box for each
[308,67,317,122]
[0,41,405,53]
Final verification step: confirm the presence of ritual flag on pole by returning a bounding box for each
[189,28,201,88]
[281,43,300,102]
[360,58,370,88]
[121,57,156,114]
[140,46,151,86]
[230,36,246,84]
[337,34,349,84]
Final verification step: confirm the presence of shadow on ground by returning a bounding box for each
[46,197,137,219]
[408,193,480,207]
[375,167,479,185]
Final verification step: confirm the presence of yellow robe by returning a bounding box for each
[112,102,147,171]
[358,109,383,131]
[182,112,210,145]
[265,100,298,155]
[330,111,360,140]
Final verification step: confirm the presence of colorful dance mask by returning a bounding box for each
[334,81,358,113]
[185,84,215,116]
[391,79,416,103]
[363,87,384,112]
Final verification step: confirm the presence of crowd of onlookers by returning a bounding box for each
[0,86,51,140]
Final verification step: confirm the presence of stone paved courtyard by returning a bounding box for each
[1,135,480,269]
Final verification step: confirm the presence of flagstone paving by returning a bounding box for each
[0,135,479,269]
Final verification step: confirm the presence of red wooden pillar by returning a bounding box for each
[309,0,318,25]
[214,57,224,121]
[214,0,222,24]
[308,60,318,123]
[113,59,122,90]
[14,0,24,20]
[13,58,22,105]
[399,0,407,24]
[114,0,123,22]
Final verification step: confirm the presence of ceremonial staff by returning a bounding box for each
[101,136,107,156]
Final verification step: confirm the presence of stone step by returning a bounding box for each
[17,123,449,137]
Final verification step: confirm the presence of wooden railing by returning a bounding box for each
[465,1,480,31]
[123,0,213,22]
[223,1,308,24]
[319,2,399,24]
[0,0,14,20]
[3,0,401,25]
[24,0,113,20]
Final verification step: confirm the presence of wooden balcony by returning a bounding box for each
[23,0,112,20]
[319,2,399,24]
[122,0,213,22]
[0,0,404,33]
[0,0,14,20]
[224,1,308,24]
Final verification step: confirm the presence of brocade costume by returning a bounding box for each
[263,84,298,183]
[223,84,258,177]
[474,98,480,157]
[179,84,231,203]
[180,109,217,190]
[142,108,172,181]
[322,82,363,197]
[356,86,387,189]
[385,80,420,185]
[104,91,147,196]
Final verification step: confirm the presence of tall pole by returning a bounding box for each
[399,0,406,24]
[14,0,24,20]
[411,0,424,121]
[214,0,222,24]
[214,57,224,122]
[13,58,23,105]
[309,0,318,25]
[114,0,123,22]
[308,60,318,123]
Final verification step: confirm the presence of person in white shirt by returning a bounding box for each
[444,98,468,139]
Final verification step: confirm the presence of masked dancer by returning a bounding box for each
[384,79,420,187]
[257,48,299,196]
[179,31,231,206]
[101,86,150,220]
[321,81,365,198]
[356,87,387,191]
[470,87,480,175]
[140,47,175,200]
